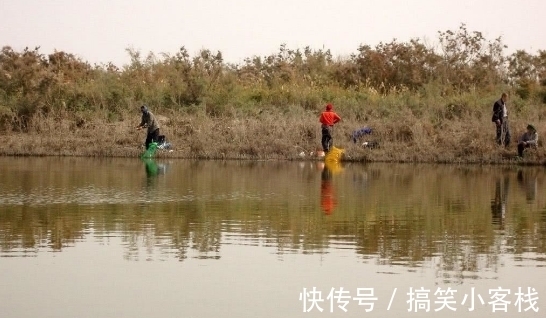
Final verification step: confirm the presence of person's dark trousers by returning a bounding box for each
[496,120,511,146]
[321,126,333,153]
[518,143,531,157]
[145,129,160,150]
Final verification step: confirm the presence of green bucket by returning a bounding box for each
[141,142,158,159]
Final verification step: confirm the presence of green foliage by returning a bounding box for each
[437,24,506,90]
[1,24,545,132]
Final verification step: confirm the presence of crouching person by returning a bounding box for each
[517,124,538,157]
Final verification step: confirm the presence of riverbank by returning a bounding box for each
[1,104,544,165]
[2,31,545,164]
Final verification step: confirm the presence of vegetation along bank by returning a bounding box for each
[1,25,545,164]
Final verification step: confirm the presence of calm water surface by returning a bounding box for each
[0,157,545,318]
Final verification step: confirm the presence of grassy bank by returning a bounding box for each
[1,25,545,163]
[1,89,544,164]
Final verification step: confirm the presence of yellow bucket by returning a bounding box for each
[324,146,344,164]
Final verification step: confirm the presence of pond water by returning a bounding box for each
[0,157,545,318]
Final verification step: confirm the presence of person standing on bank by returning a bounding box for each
[492,93,510,146]
[319,103,341,153]
[136,105,160,150]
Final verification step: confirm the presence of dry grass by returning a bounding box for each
[1,103,545,165]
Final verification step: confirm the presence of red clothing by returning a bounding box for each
[319,110,341,126]
[321,180,336,215]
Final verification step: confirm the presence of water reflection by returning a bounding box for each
[143,158,168,178]
[491,172,509,228]
[0,158,545,278]
[142,158,168,189]
[319,161,342,215]
[517,168,538,202]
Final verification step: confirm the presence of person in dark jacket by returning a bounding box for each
[136,105,160,150]
[492,93,510,146]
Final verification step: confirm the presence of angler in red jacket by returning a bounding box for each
[319,103,341,153]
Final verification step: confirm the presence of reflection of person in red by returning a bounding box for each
[320,164,336,215]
